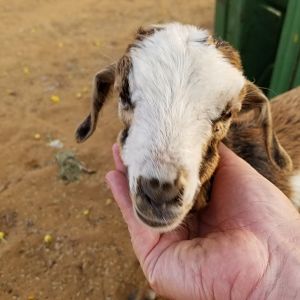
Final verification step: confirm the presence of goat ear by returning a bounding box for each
[75,64,116,143]
[240,81,292,171]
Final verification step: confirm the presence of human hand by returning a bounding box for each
[106,144,300,300]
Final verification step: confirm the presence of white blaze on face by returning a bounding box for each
[121,23,245,206]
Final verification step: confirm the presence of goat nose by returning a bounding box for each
[138,176,182,205]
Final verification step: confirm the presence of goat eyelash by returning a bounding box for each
[120,97,135,111]
[120,127,129,145]
[211,110,232,124]
[221,110,232,118]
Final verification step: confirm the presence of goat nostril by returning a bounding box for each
[162,182,172,191]
[138,176,184,206]
[149,178,159,189]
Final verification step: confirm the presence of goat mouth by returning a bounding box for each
[133,197,184,230]
[131,182,200,230]
[135,209,174,228]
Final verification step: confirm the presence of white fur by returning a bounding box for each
[290,173,300,209]
[121,23,245,230]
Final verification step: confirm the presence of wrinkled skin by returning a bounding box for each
[106,144,300,300]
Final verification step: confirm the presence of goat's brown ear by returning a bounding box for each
[240,81,292,171]
[75,64,116,143]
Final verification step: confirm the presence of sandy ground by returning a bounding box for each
[0,1,214,299]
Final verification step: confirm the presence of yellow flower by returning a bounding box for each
[83,209,90,216]
[50,95,60,103]
[44,234,53,244]
[0,231,5,240]
[23,66,30,75]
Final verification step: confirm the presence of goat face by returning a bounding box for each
[76,23,281,232]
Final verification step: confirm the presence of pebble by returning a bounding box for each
[34,133,41,140]
[105,198,112,206]
[48,139,64,149]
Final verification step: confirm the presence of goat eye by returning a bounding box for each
[120,127,129,145]
[120,97,134,111]
[212,109,232,124]
[221,110,232,119]
[120,99,130,110]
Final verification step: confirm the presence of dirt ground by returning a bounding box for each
[0,1,214,299]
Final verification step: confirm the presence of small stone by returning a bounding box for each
[76,92,82,99]
[105,198,112,206]
[48,139,64,149]
[34,133,41,140]
[7,90,17,96]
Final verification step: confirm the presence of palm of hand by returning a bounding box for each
[106,144,300,300]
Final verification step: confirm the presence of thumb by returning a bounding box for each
[208,143,264,217]
[217,143,258,176]
[211,144,294,219]
[105,171,160,263]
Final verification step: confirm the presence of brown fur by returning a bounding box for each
[197,143,219,209]
[224,117,293,198]
[239,82,293,172]
[136,26,156,40]
[197,113,232,208]
[222,85,297,199]
[75,50,134,143]
[116,55,131,92]
[271,87,300,172]
[126,24,164,52]
[213,38,243,71]
[115,55,134,110]
[195,82,296,207]
[115,55,134,150]
[75,64,116,143]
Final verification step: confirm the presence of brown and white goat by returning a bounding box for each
[76,23,300,232]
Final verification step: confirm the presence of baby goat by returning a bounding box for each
[76,23,300,232]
